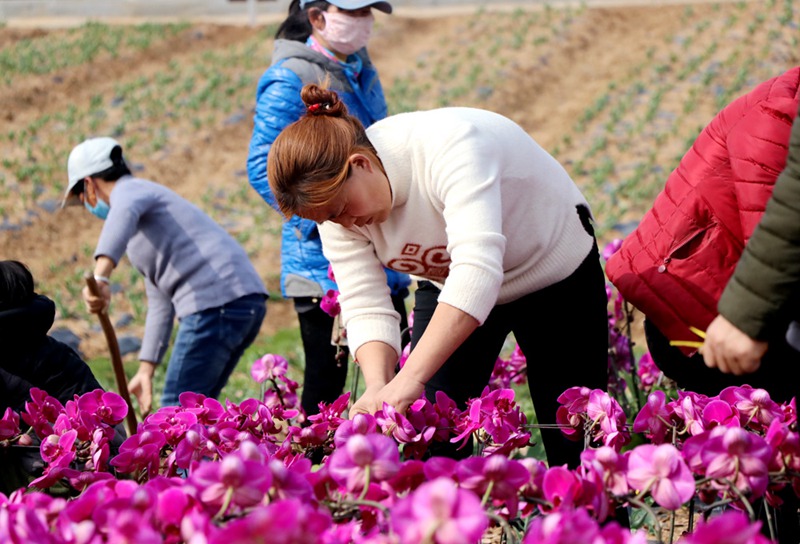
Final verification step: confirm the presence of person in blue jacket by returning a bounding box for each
[247,0,410,418]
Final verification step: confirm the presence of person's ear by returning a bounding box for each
[83,177,96,206]
[349,154,374,173]
[307,7,326,30]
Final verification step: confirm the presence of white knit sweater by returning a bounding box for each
[319,107,594,357]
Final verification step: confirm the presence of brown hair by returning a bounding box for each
[267,84,383,218]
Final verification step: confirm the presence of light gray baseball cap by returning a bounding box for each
[299,0,392,14]
[62,137,120,207]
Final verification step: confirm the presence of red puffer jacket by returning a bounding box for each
[606,66,800,353]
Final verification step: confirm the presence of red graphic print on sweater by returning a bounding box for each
[388,244,450,280]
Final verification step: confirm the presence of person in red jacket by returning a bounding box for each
[607,66,800,543]
[606,66,800,402]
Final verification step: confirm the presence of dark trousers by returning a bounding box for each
[645,319,800,541]
[410,243,609,469]
[298,294,408,418]
[644,319,799,404]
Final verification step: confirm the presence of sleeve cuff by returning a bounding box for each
[437,264,502,324]
[346,313,402,360]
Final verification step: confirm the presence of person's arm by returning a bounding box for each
[704,101,800,374]
[82,255,115,314]
[127,277,174,415]
[351,125,508,415]
[350,302,478,415]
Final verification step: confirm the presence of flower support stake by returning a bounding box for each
[85,274,138,437]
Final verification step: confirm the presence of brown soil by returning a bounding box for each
[0,1,797,359]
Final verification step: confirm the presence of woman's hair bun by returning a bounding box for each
[301,84,347,117]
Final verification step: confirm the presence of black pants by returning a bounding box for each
[297,294,409,418]
[644,319,799,404]
[645,319,800,542]
[410,241,608,469]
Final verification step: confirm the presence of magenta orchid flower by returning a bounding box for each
[327,433,400,494]
[376,400,436,460]
[719,386,785,433]
[391,477,488,544]
[320,289,341,317]
[636,352,662,393]
[250,353,289,384]
[680,511,771,544]
[586,389,630,450]
[188,448,272,513]
[602,238,623,262]
[76,389,128,426]
[0,407,20,440]
[672,391,710,436]
[633,390,674,444]
[556,386,593,442]
[456,454,530,517]
[22,387,64,438]
[210,499,331,544]
[700,399,741,430]
[334,412,377,448]
[110,429,168,476]
[694,426,773,499]
[541,465,585,513]
[626,443,695,510]
[523,507,645,544]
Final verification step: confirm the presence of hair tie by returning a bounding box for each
[307,103,324,114]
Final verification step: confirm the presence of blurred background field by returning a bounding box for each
[0,0,797,416]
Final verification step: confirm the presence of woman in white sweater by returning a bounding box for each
[268,84,608,467]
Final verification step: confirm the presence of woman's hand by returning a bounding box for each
[349,383,387,417]
[349,373,425,418]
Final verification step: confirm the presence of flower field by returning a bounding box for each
[1,0,800,542]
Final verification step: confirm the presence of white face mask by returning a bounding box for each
[318,11,374,56]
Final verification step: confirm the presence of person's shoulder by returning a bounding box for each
[271,40,333,81]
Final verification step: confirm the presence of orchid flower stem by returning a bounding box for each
[358,465,371,501]
[268,378,286,408]
[764,498,776,542]
[336,498,391,517]
[623,299,643,413]
[481,480,495,507]
[668,508,676,544]
[486,512,519,544]
[628,496,663,544]
[214,487,234,520]
[717,478,756,520]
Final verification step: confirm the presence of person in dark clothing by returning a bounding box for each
[0,260,104,413]
[0,260,114,495]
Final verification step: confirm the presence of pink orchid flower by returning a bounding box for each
[698,426,772,499]
[541,465,585,513]
[327,433,400,494]
[189,449,272,512]
[391,477,488,544]
[719,386,785,433]
[679,511,771,544]
[0,407,20,440]
[633,390,674,445]
[250,353,289,384]
[636,352,662,393]
[457,454,530,517]
[586,389,630,450]
[626,443,695,510]
[76,389,128,426]
[211,499,331,544]
[320,289,341,317]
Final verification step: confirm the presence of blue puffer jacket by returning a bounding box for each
[247,39,410,298]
